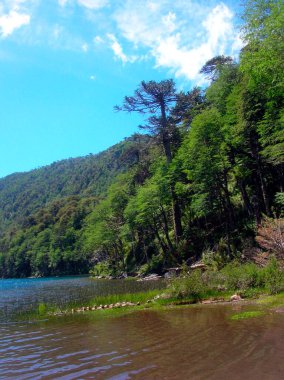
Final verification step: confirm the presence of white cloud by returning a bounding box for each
[93,35,103,44]
[0,9,30,37]
[107,33,137,64]
[53,24,63,39]
[90,74,96,80]
[231,33,244,58]
[0,0,242,82]
[77,0,108,10]
[153,4,236,80]
[82,42,89,52]
[146,1,161,12]
[113,1,241,82]
[58,0,69,6]
[162,12,177,34]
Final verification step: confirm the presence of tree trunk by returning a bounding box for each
[160,101,183,242]
[171,186,183,242]
[249,129,270,215]
[237,178,254,216]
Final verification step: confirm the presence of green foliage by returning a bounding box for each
[202,248,230,271]
[221,262,265,291]
[168,261,284,303]
[90,261,112,277]
[38,303,47,316]
[0,0,283,278]
[139,255,164,276]
[169,270,208,300]
[264,257,284,294]
[274,193,284,216]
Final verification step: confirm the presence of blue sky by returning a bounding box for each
[0,0,243,178]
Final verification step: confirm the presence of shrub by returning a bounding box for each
[256,217,284,259]
[202,248,229,271]
[221,262,265,291]
[168,269,208,300]
[90,261,112,277]
[139,255,164,276]
[275,192,284,216]
[264,257,284,294]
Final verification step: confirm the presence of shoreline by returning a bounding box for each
[36,289,284,321]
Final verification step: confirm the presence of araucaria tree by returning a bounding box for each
[115,80,183,242]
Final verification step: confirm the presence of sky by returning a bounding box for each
[0,0,244,178]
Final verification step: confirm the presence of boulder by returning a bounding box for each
[230,294,243,302]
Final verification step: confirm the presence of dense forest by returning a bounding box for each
[0,0,283,278]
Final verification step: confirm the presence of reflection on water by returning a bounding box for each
[0,305,284,379]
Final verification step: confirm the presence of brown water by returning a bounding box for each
[1,303,284,379]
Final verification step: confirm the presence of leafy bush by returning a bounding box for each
[168,269,208,300]
[139,255,164,276]
[275,192,284,216]
[90,261,112,277]
[263,257,284,294]
[221,262,265,291]
[202,248,229,271]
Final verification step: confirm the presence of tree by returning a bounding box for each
[200,55,234,81]
[115,80,183,241]
[240,0,284,189]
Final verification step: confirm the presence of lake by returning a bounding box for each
[0,276,165,320]
[0,276,284,379]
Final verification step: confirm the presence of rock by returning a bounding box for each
[190,262,206,271]
[117,273,128,279]
[164,267,182,279]
[164,272,174,279]
[138,273,162,282]
[230,294,243,302]
[126,302,136,306]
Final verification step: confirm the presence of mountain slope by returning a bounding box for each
[0,135,150,235]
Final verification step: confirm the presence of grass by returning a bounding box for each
[89,289,161,307]
[10,289,163,321]
[230,311,265,320]
[256,291,284,308]
[9,260,284,322]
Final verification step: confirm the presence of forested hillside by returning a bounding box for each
[0,0,283,278]
[0,135,151,234]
